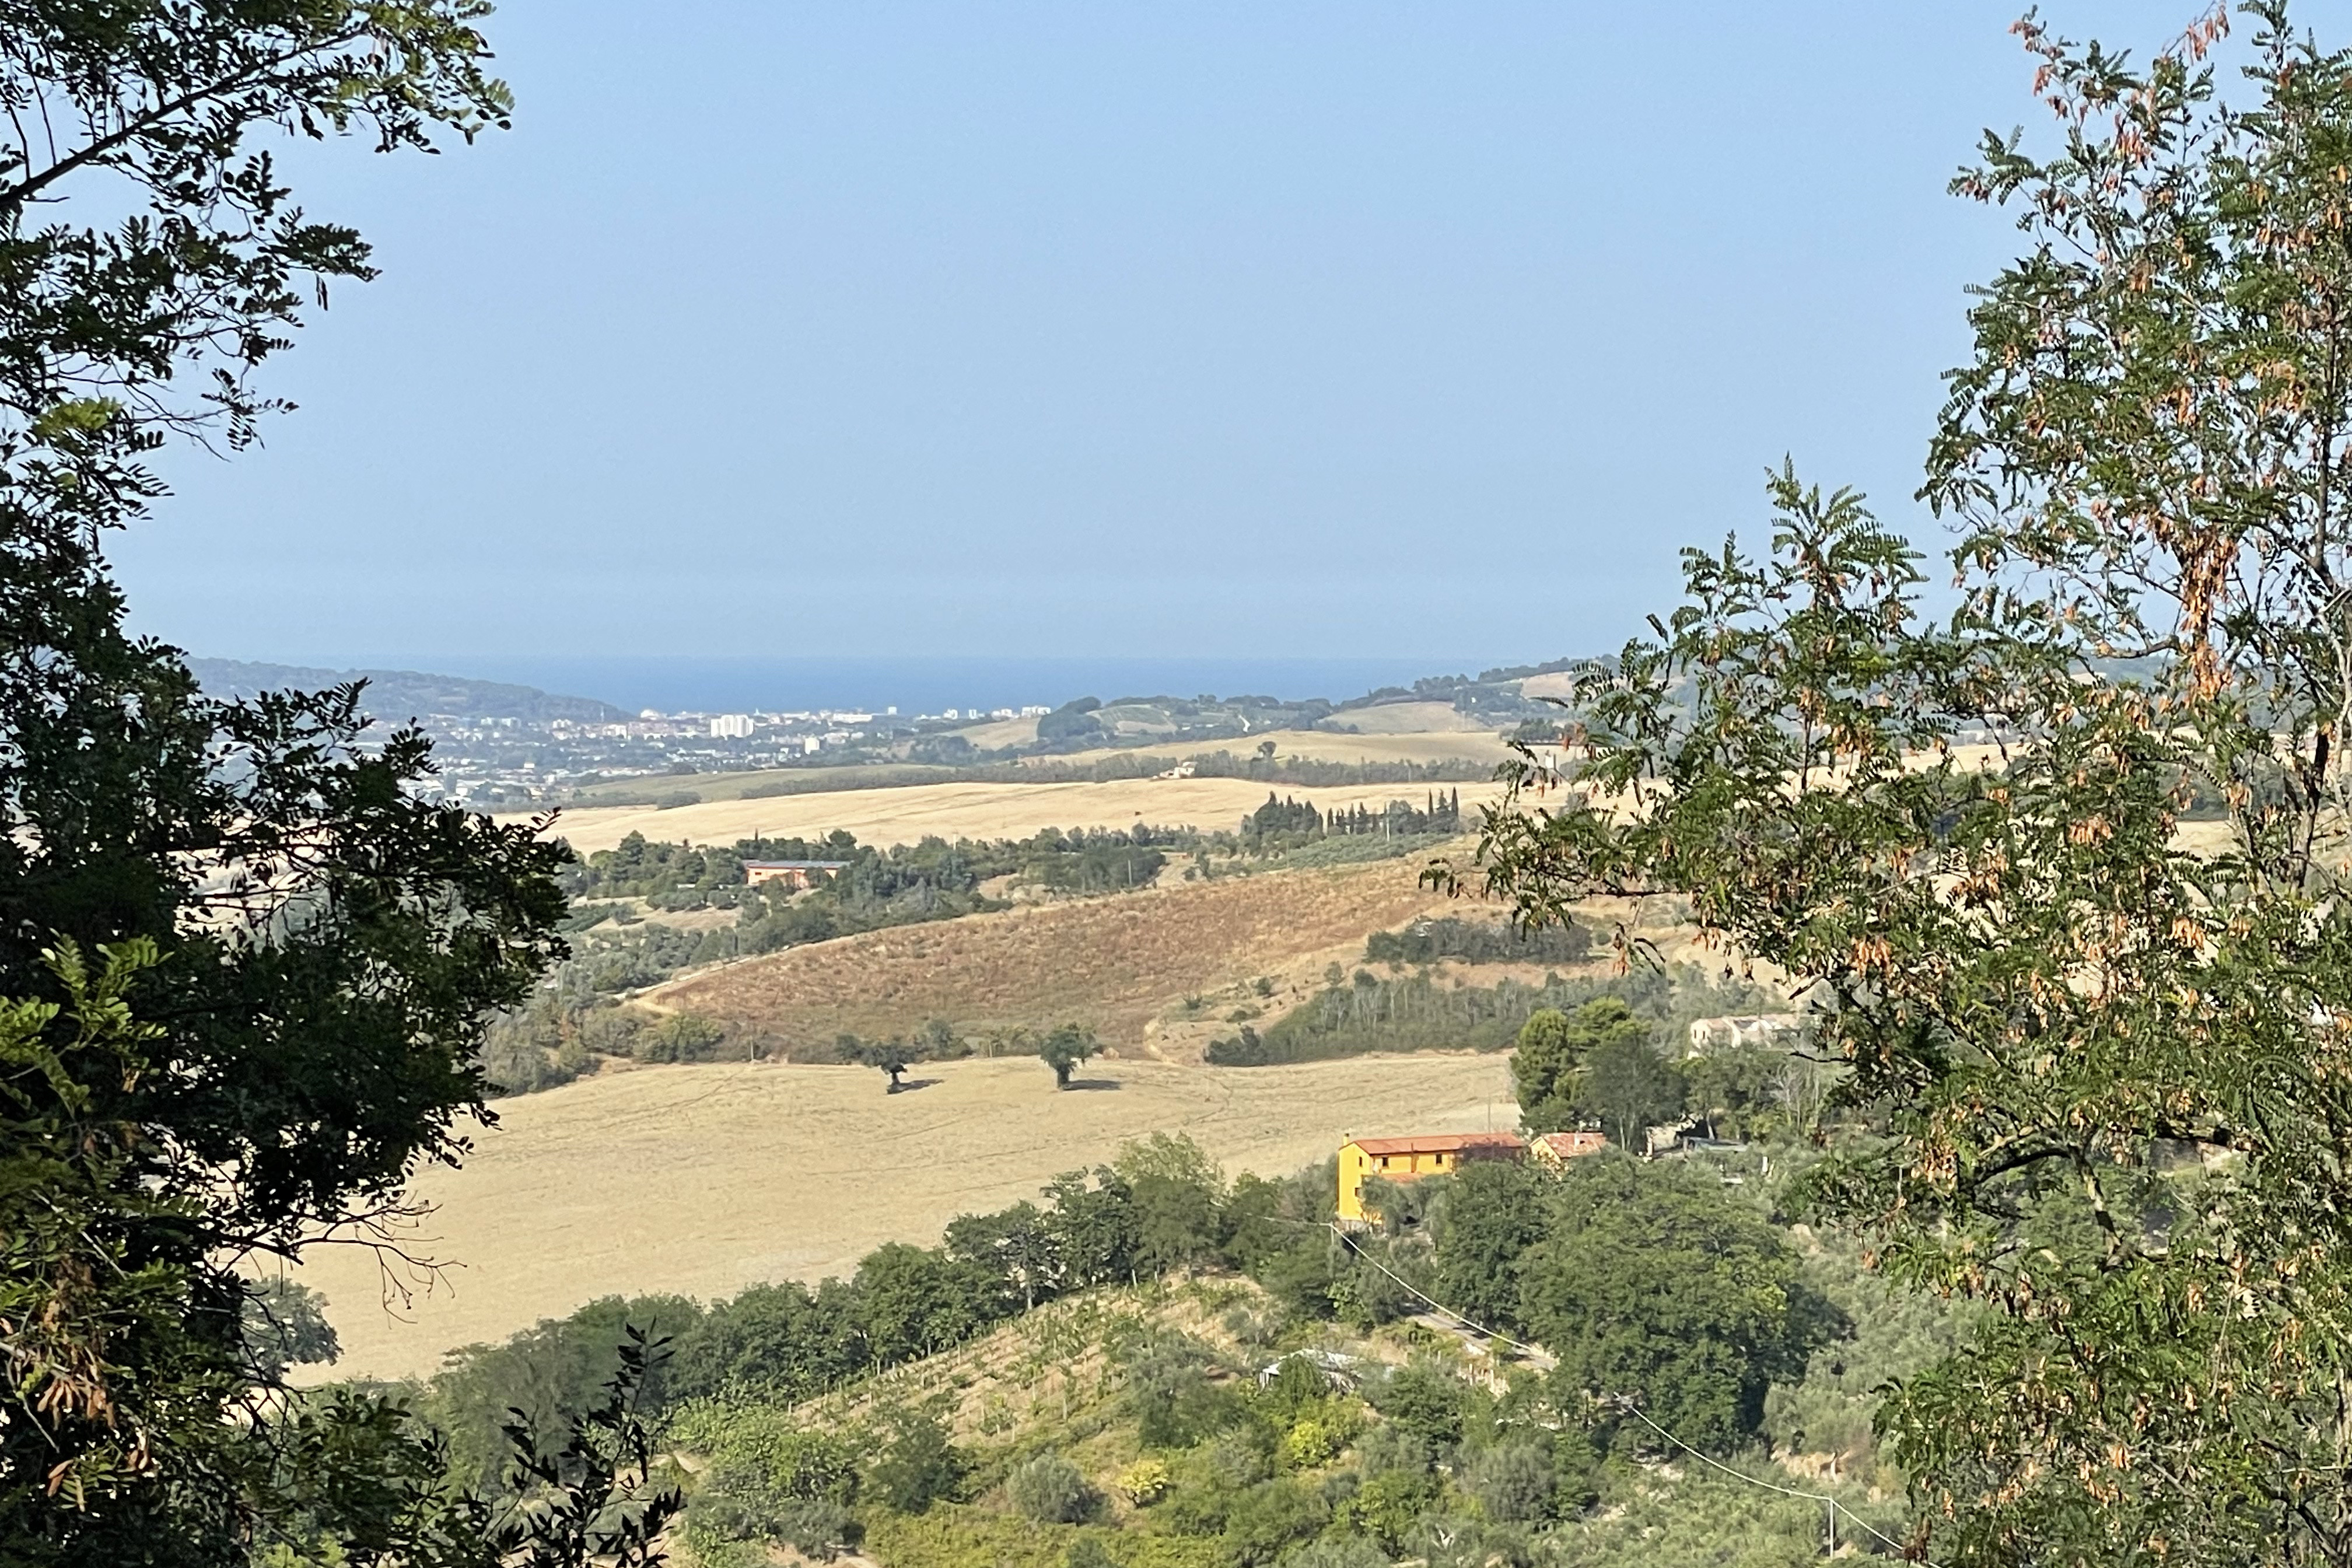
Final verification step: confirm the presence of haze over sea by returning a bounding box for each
[337,653,1534,718]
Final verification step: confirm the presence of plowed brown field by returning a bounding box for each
[647,856,1473,1056]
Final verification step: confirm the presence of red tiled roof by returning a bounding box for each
[1347,1132,1525,1157]
[1532,1130,1608,1157]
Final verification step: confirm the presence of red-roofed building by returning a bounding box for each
[1530,1130,1609,1166]
[1338,1132,1524,1223]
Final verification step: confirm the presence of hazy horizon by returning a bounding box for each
[191,650,1562,715]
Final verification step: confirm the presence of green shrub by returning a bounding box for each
[1219,1479,1329,1568]
[1351,1425,1430,1477]
[1332,1467,1438,1551]
[1364,1361,1468,1447]
[670,1403,860,1503]
[870,1411,968,1514]
[1276,1540,1388,1568]
[1282,1419,1336,1469]
[1116,1458,1172,1506]
[1462,1438,1557,1523]
[1008,1451,1096,1524]
[1206,1424,1274,1489]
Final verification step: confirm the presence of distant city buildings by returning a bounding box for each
[709,713,755,739]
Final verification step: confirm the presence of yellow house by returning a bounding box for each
[1338,1132,1525,1224]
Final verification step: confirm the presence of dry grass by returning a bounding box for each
[1032,727,1514,770]
[955,716,1041,749]
[295,1052,1513,1381]
[1321,701,1495,736]
[531,776,1512,858]
[648,855,1476,1054]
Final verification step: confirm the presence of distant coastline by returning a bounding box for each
[239,653,1550,718]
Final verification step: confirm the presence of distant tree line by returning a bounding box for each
[706,751,1497,799]
[1242,792,1462,846]
[1363,915,1590,966]
[1205,961,1779,1075]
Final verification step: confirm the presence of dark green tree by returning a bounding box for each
[1039,1021,1100,1088]
[1510,997,1643,1130]
[859,1035,921,1091]
[867,1410,967,1514]
[0,7,678,1562]
[944,1199,1060,1311]
[1427,1158,1550,1329]
[1516,1164,1842,1451]
[853,1243,997,1363]
[242,1277,342,1384]
[1366,1360,1468,1448]
[1508,1008,1578,1130]
[1576,1034,1684,1152]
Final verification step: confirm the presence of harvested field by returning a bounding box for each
[1321,701,1496,735]
[528,776,1511,857]
[1037,726,1513,770]
[296,1052,1514,1381]
[648,856,1474,1054]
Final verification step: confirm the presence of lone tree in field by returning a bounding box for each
[1039,1023,1100,1088]
[0,6,673,1562]
[862,1036,921,1092]
[1454,7,2352,1560]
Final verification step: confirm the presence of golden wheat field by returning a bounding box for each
[648,855,1480,1054]
[296,1052,1514,1381]
[529,775,1512,858]
[1038,725,1517,770]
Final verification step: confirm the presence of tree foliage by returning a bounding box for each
[1040,1023,1100,1088]
[1509,998,1648,1132]
[1458,6,2352,1558]
[0,6,694,1562]
[1516,1163,1843,1451]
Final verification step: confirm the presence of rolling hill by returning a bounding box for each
[645,855,1480,1056]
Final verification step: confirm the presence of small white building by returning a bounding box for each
[1688,1014,1800,1054]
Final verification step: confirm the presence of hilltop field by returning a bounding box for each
[296,1052,1513,1381]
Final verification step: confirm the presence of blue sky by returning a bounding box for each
[113,1,2332,676]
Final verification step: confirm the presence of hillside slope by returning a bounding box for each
[189,657,626,723]
[648,856,1474,1055]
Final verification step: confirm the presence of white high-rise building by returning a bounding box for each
[709,713,755,739]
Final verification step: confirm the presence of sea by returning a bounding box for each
[365,654,1542,717]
